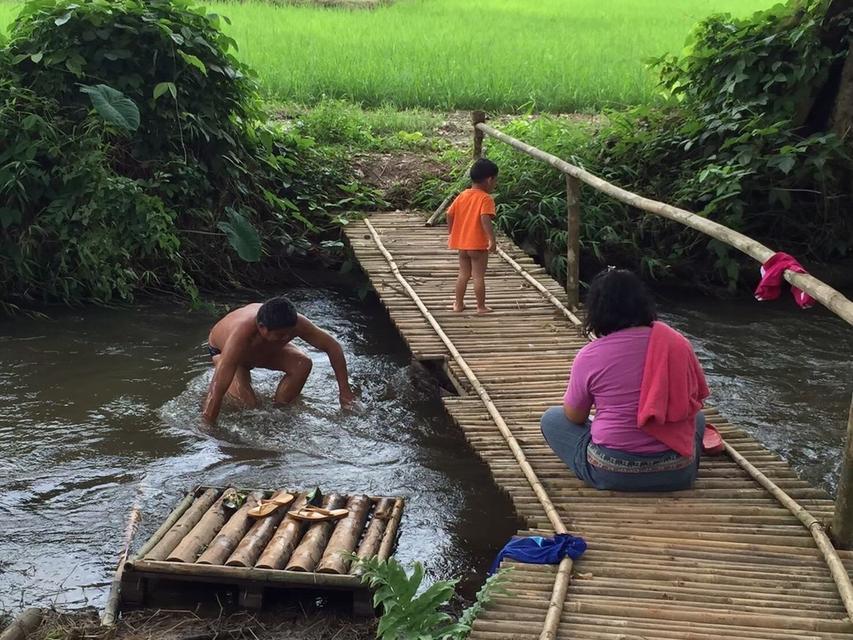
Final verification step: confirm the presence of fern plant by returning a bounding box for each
[354,555,511,640]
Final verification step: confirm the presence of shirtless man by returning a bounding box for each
[201,296,355,425]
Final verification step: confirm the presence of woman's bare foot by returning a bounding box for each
[476,305,493,315]
[452,302,466,312]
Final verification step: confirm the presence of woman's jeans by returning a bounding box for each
[540,407,706,492]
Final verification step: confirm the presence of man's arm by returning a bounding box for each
[481,214,496,252]
[298,317,355,407]
[202,354,239,425]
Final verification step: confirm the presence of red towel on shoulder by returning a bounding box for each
[637,322,709,457]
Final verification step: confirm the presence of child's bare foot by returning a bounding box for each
[452,302,466,312]
[476,305,493,315]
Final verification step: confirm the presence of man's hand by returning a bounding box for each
[488,239,497,253]
[339,387,357,409]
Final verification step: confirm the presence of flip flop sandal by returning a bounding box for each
[287,506,349,522]
[247,493,296,518]
[702,425,725,456]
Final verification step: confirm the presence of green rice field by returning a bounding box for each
[2,0,772,111]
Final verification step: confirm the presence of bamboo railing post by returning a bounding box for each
[565,175,581,308]
[472,111,486,160]
[832,394,853,548]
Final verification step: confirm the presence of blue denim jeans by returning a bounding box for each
[540,407,705,492]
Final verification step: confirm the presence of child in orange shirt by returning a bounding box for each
[447,158,499,314]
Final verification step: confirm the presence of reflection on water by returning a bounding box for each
[0,288,519,611]
[1,283,850,613]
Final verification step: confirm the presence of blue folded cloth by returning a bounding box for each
[489,533,587,575]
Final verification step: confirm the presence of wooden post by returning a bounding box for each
[832,394,853,548]
[472,110,486,160]
[565,175,581,308]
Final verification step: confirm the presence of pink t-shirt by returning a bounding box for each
[563,326,670,454]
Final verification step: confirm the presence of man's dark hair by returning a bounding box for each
[256,296,297,329]
[470,158,499,183]
[584,269,656,337]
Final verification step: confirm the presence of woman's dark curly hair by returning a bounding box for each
[584,269,657,337]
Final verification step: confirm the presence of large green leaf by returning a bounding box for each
[217,209,261,262]
[79,84,140,131]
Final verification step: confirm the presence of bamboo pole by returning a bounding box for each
[102,493,142,626]
[351,497,396,573]
[286,493,348,572]
[197,491,263,565]
[833,395,853,549]
[226,489,294,567]
[425,192,454,227]
[317,494,372,574]
[377,497,405,561]
[167,488,237,563]
[255,493,309,570]
[133,493,195,561]
[565,175,581,309]
[475,122,853,326]
[363,218,571,640]
[128,558,360,588]
[724,442,853,619]
[0,609,42,640]
[145,488,219,561]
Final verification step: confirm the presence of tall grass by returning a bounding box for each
[209,0,771,111]
[1,0,772,111]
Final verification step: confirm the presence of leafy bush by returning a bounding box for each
[355,555,511,640]
[1,0,377,310]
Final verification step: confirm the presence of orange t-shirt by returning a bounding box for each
[447,188,495,250]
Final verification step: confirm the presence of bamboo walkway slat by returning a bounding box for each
[344,211,853,639]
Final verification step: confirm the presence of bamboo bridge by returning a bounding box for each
[342,114,853,640]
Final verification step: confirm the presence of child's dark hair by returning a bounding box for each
[584,269,656,337]
[256,296,297,329]
[470,158,499,183]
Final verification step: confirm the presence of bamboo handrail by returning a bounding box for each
[363,218,572,640]
[476,122,853,327]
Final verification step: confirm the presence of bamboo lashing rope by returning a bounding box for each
[476,122,853,327]
[363,218,572,640]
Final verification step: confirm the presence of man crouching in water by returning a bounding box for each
[202,296,356,425]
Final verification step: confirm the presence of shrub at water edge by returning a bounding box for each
[0,0,377,312]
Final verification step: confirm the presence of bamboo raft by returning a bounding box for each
[345,211,853,640]
[120,486,404,613]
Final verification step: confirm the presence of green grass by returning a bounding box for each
[1,0,773,111]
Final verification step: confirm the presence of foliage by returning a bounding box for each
[434,0,852,289]
[354,555,511,640]
[290,99,443,151]
[0,0,378,309]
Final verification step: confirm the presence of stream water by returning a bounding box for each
[0,281,851,613]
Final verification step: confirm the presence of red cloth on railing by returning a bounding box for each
[754,252,815,309]
[637,322,709,458]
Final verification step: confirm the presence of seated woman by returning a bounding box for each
[540,269,709,492]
